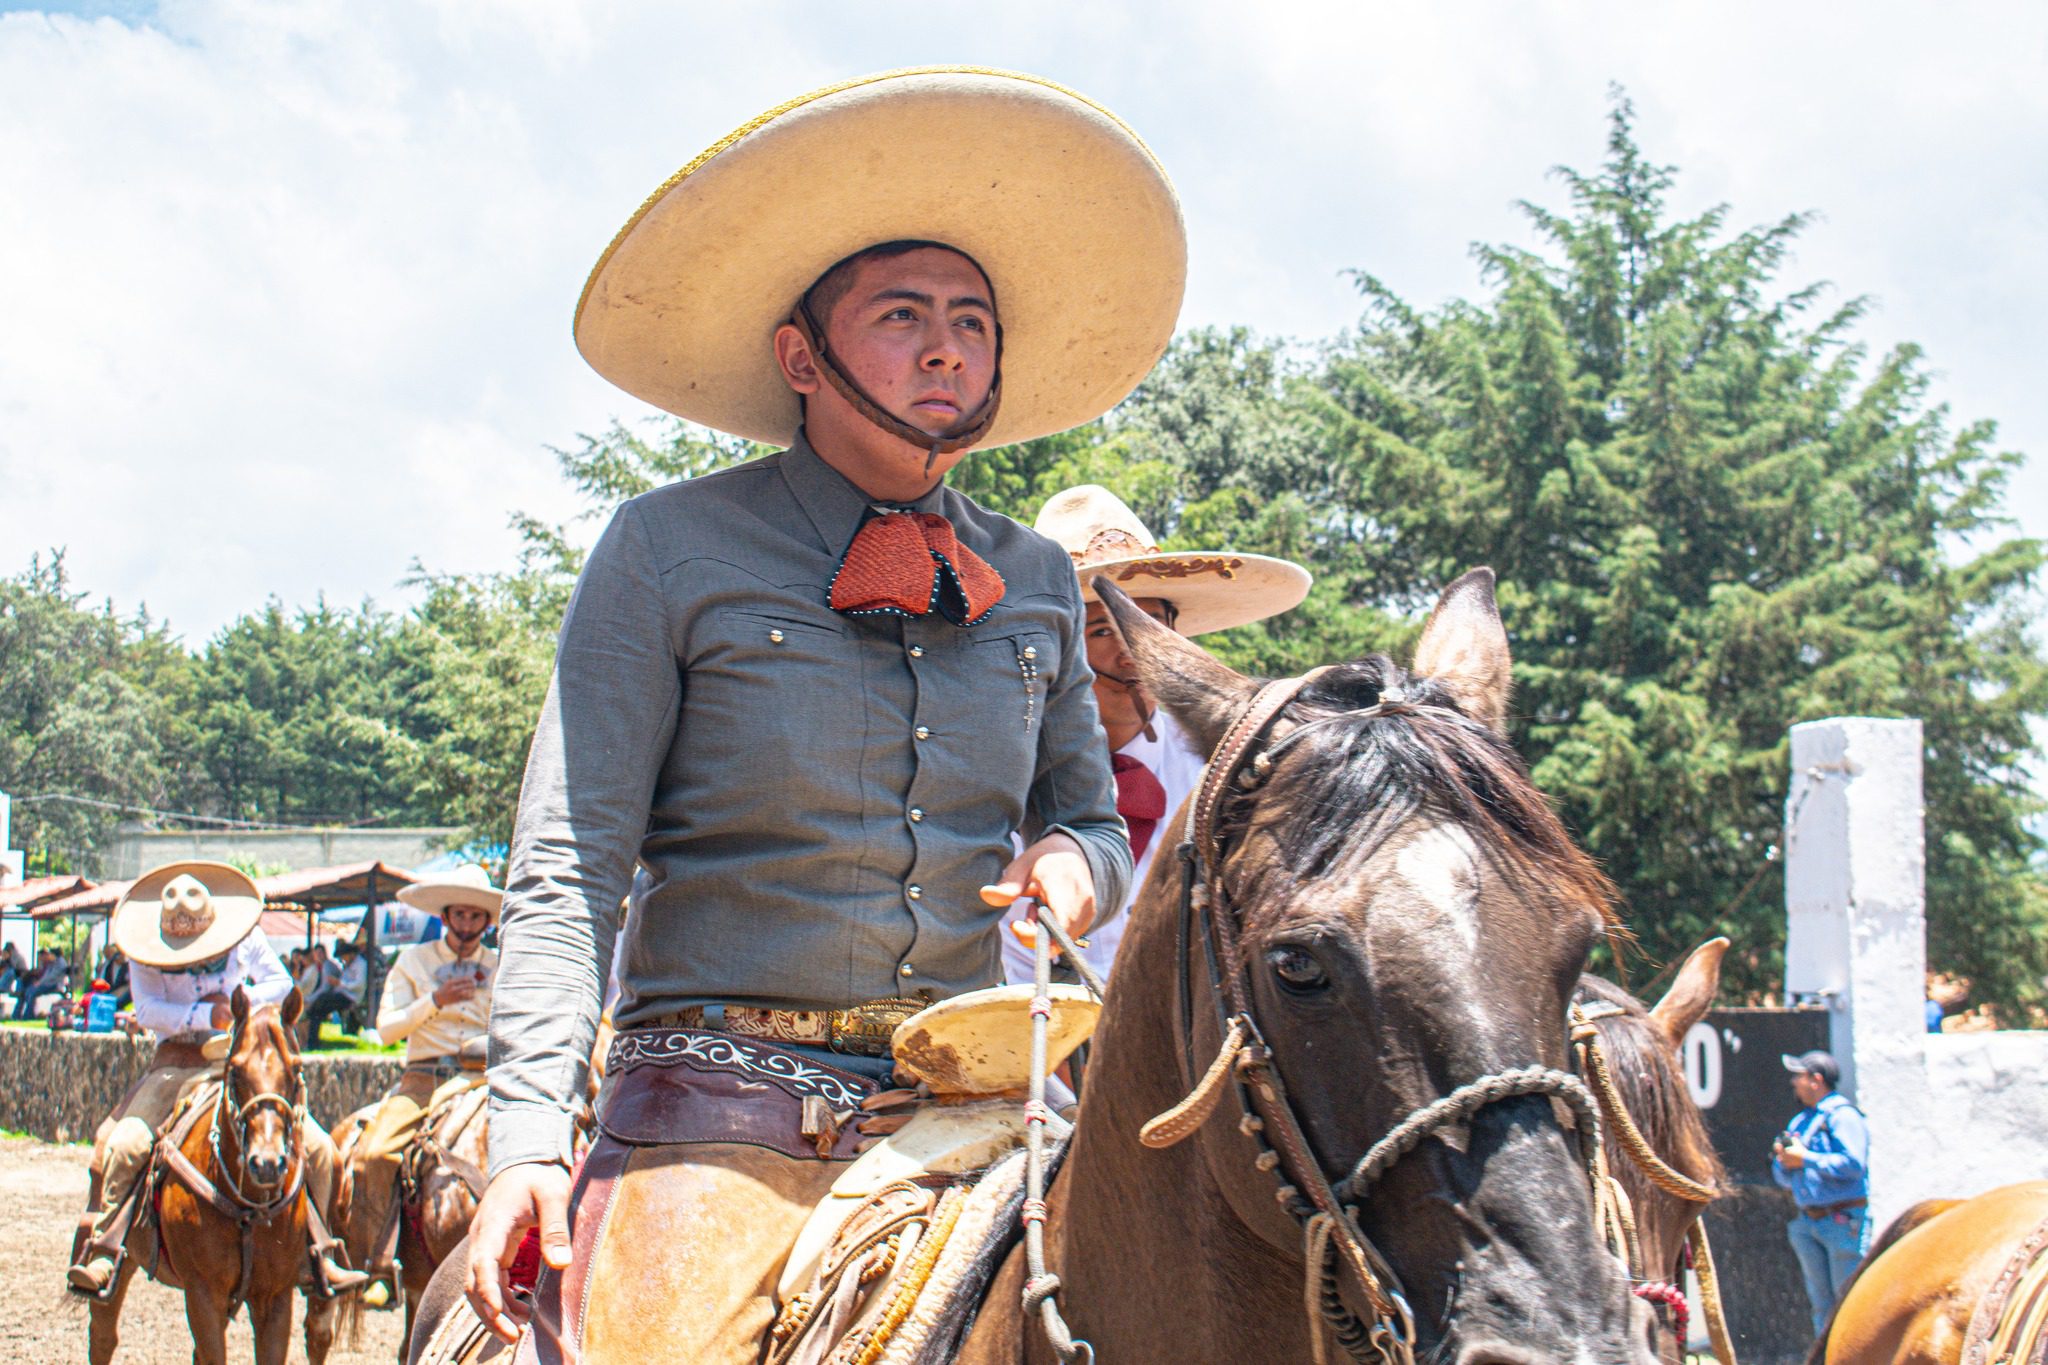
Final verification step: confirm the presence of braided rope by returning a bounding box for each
[1021,913,1094,1364]
[1687,1222,1741,1365]
[1337,1066,1601,1203]
[1573,1014,1719,1204]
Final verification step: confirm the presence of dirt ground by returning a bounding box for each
[1,1137,408,1364]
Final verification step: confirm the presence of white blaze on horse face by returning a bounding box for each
[1393,823,1483,953]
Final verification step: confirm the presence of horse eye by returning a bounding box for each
[1267,945,1329,993]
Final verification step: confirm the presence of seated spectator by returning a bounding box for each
[11,948,66,1020]
[101,946,131,1010]
[303,939,368,1048]
[1,942,27,998]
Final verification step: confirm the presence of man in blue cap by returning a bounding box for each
[1771,1049,1870,1335]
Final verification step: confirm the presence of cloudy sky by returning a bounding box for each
[2,1,2044,645]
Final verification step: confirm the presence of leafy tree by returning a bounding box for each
[178,599,428,827]
[0,553,177,873]
[1307,97,2046,1003]
[399,422,760,867]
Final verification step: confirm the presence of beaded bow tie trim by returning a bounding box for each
[828,512,1005,627]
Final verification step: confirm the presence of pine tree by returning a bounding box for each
[1314,97,2047,1002]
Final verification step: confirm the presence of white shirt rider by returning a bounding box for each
[129,933,294,1040]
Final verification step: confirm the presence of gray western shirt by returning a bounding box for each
[488,432,1131,1172]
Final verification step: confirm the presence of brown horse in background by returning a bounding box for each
[89,986,339,1365]
[1576,940,1733,1364]
[955,570,1660,1363]
[332,1079,490,1358]
[1810,1183,2048,1364]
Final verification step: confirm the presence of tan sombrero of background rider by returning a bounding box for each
[1035,484,1311,635]
[112,860,265,970]
[574,65,1186,449]
[396,863,503,923]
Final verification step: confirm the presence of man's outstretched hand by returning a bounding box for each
[466,1162,573,1342]
[982,830,1097,947]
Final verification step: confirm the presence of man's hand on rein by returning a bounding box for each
[982,830,1097,948]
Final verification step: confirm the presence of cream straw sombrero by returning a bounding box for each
[113,861,265,970]
[1035,485,1311,636]
[574,67,1186,449]
[396,863,502,922]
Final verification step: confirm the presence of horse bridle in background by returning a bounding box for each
[1570,1001,1739,1365]
[1137,672,1606,1365]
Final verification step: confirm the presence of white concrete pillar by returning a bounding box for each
[1782,717,1927,1223]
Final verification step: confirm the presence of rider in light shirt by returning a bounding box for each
[344,864,501,1306]
[1002,485,1309,988]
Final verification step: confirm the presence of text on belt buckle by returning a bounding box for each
[828,997,922,1056]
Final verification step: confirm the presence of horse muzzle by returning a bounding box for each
[244,1148,290,1187]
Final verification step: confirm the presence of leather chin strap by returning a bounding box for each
[790,299,1004,467]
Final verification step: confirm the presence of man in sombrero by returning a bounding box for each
[1001,485,1310,988]
[463,69,1182,1361]
[346,863,502,1307]
[66,861,366,1296]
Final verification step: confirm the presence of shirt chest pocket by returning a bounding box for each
[687,608,864,773]
[922,626,1059,782]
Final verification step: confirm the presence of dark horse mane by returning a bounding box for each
[1574,973,1728,1192]
[1223,654,1620,934]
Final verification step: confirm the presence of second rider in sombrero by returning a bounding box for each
[465,69,1184,1361]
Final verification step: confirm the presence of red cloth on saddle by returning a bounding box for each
[1111,753,1168,862]
[829,512,1004,627]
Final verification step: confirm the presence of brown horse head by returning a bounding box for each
[1577,939,1731,1362]
[1100,568,1658,1363]
[226,984,305,1191]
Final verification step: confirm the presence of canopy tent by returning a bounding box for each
[1,875,100,963]
[0,875,97,912]
[26,861,422,923]
[25,861,426,1003]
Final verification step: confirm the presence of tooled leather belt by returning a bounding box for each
[1800,1197,1867,1218]
[642,997,926,1058]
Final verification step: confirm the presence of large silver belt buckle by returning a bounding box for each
[828,997,922,1057]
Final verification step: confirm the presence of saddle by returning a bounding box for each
[1966,1213,2048,1365]
[768,984,1097,1365]
[407,1071,492,1198]
[415,984,1096,1365]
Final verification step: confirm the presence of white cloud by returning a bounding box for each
[1,0,2043,644]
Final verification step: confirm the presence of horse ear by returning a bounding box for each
[1094,576,1259,757]
[231,985,250,1024]
[1410,567,1512,735]
[281,985,303,1029]
[1649,937,1729,1052]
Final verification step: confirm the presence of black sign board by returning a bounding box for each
[1677,1005,1831,1186]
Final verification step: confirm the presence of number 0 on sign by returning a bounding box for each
[1682,1021,1723,1109]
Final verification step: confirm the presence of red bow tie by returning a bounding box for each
[1111,753,1168,862]
[830,512,1005,627]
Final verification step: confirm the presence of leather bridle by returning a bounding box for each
[154,1011,309,1304]
[1139,673,1605,1364]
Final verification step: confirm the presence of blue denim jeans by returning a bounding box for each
[1787,1205,1870,1334]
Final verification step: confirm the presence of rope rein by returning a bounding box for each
[1022,910,1097,1364]
[1571,1004,1739,1365]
